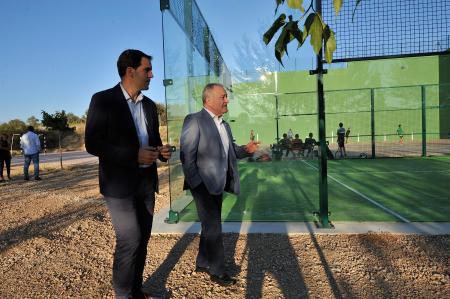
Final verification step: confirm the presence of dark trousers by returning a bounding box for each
[105,173,156,299]
[0,151,11,178]
[191,183,225,276]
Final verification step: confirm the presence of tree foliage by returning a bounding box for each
[0,119,27,135]
[41,110,74,132]
[264,0,362,64]
[26,116,40,128]
[155,103,167,126]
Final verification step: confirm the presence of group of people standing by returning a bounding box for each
[85,49,259,299]
[0,126,41,182]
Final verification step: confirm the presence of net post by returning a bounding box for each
[371,88,376,158]
[421,85,427,156]
[315,0,331,228]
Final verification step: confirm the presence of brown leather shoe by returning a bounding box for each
[210,273,237,286]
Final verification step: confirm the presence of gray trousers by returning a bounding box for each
[105,174,156,299]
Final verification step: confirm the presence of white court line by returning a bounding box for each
[302,160,411,223]
[330,169,450,175]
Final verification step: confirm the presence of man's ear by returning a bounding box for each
[126,67,134,78]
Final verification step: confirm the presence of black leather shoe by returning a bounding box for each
[24,176,29,181]
[210,273,237,286]
[195,266,210,274]
[35,177,42,181]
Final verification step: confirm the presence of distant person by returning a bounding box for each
[287,128,293,140]
[291,133,303,158]
[397,124,404,144]
[345,127,351,143]
[180,83,259,286]
[279,133,291,157]
[20,126,41,181]
[250,129,255,141]
[325,141,334,160]
[304,132,317,158]
[337,122,347,158]
[0,134,12,182]
[85,49,172,299]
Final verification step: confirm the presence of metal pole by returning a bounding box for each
[371,88,375,158]
[315,0,330,228]
[421,85,426,156]
[275,71,280,142]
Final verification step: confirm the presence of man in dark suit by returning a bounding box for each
[85,49,171,299]
[180,83,259,286]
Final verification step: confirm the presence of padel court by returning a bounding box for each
[178,156,450,222]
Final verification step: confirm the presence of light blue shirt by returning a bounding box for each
[20,131,41,155]
[120,83,148,148]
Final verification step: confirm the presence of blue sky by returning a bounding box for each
[0,0,313,123]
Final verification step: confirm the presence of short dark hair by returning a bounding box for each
[117,49,152,78]
[339,122,343,127]
[27,126,34,132]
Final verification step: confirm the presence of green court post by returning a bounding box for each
[371,88,375,158]
[421,85,427,156]
[312,0,330,228]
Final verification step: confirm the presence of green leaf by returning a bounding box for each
[291,24,304,48]
[303,12,316,37]
[275,0,285,15]
[274,24,292,65]
[309,14,323,55]
[323,26,336,63]
[287,0,305,13]
[263,14,286,45]
[333,0,343,15]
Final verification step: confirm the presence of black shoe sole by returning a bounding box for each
[195,266,209,274]
[210,275,237,286]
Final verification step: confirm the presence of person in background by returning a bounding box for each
[20,126,41,181]
[345,127,351,143]
[291,133,303,158]
[85,49,172,299]
[304,132,317,158]
[0,134,12,182]
[397,124,404,144]
[180,83,259,286]
[250,129,255,141]
[287,128,293,140]
[337,122,347,158]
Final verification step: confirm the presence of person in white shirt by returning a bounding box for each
[20,126,41,180]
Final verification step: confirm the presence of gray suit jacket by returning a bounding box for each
[180,109,250,195]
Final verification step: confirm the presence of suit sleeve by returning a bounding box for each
[85,93,138,169]
[233,143,252,159]
[180,114,202,189]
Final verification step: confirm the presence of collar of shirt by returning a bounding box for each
[203,107,224,124]
[120,83,144,103]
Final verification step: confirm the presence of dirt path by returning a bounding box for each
[0,163,449,298]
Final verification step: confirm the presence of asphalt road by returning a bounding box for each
[11,150,97,167]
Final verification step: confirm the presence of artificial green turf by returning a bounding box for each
[178,157,450,222]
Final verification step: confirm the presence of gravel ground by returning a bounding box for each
[0,162,449,298]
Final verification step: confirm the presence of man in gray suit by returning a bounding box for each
[180,83,259,286]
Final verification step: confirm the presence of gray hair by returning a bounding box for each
[202,83,224,103]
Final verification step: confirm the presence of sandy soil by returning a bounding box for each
[0,162,449,298]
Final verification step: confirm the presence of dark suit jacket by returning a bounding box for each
[180,109,250,195]
[85,84,164,198]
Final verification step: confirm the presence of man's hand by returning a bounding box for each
[138,147,159,165]
[158,144,173,160]
[245,141,260,154]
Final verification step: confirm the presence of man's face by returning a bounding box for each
[131,57,153,91]
[204,85,229,116]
